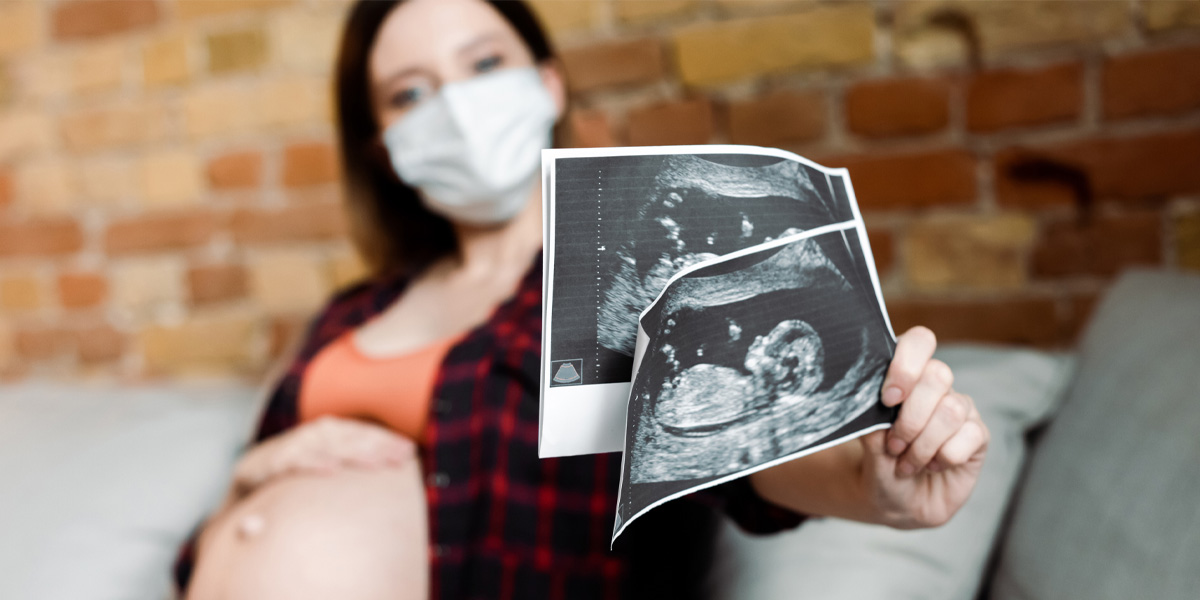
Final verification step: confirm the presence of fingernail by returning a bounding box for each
[887,437,907,457]
[897,461,915,477]
[882,386,902,406]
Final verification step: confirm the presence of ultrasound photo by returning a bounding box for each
[540,146,894,460]
[547,150,857,389]
[611,226,897,541]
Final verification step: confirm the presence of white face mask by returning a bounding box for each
[382,66,558,226]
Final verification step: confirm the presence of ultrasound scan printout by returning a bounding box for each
[539,145,899,542]
[612,225,896,542]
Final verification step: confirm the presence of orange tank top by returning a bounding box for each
[298,331,459,442]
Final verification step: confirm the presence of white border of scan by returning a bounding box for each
[611,222,892,543]
[539,145,897,459]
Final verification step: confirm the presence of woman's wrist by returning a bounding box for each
[748,440,879,524]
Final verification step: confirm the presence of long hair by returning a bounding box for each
[334,0,556,278]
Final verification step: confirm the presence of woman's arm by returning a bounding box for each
[749,326,990,529]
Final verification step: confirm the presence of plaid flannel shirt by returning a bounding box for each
[175,252,803,599]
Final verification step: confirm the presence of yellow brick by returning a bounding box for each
[112,258,185,318]
[255,76,332,128]
[0,272,43,311]
[71,42,125,95]
[143,32,191,87]
[904,214,1036,291]
[182,83,257,139]
[1144,0,1200,31]
[272,8,345,73]
[80,156,138,208]
[59,100,171,152]
[527,0,603,37]
[248,249,331,314]
[139,151,203,208]
[207,28,268,75]
[616,0,699,23]
[327,248,368,289]
[673,5,875,86]
[0,2,42,58]
[17,159,81,216]
[0,318,13,370]
[895,27,969,70]
[895,1,1131,60]
[138,309,268,376]
[0,61,14,106]
[20,52,71,101]
[0,110,53,161]
[1177,211,1200,271]
[176,0,292,21]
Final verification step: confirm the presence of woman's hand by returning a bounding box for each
[858,325,990,529]
[748,326,988,530]
[229,416,417,501]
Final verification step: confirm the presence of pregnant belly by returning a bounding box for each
[190,462,429,600]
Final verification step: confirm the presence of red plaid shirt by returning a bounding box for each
[175,252,803,599]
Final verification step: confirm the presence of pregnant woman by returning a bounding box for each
[176,1,990,598]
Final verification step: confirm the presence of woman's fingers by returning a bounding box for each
[896,391,972,476]
[886,357,954,457]
[936,412,989,468]
[881,326,937,407]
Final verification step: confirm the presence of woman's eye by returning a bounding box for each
[474,55,503,73]
[390,87,424,108]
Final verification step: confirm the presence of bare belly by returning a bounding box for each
[188,461,429,600]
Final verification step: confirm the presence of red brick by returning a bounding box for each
[846,77,950,138]
[560,38,665,93]
[0,169,12,210]
[282,142,339,187]
[727,90,825,146]
[53,0,158,41]
[626,98,714,146]
[967,63,1083,132]
[207,150,263,190]
[885,297,1064,346]
[1032,212,1163,278]
[188,263,248,304]
[105,212,219,254]
[15,327,72,360]
[567,109,619,148]
[996,130,1200,207]
[0,220,84,258]
[230,202,348,245]
[867,228,894,276]
[75,324,124,363]
[58,272,107,309]
[1103,45,1200,120]
[822,150,977,210]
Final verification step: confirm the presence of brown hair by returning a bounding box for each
[333,0,557,279]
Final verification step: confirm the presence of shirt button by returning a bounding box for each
[431,544,447,558]
[429,472,450,488]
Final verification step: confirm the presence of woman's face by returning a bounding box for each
[367,0,565,132]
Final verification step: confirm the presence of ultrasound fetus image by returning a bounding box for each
[613,228,896,537]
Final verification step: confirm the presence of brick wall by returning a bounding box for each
[1,0,1198,380]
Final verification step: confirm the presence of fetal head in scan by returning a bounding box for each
[597,155,841,358]
[629,235,888,485]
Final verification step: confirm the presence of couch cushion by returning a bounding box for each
[991,268,1200,600]
[0,381,259,600]
[709,343,1075,600]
